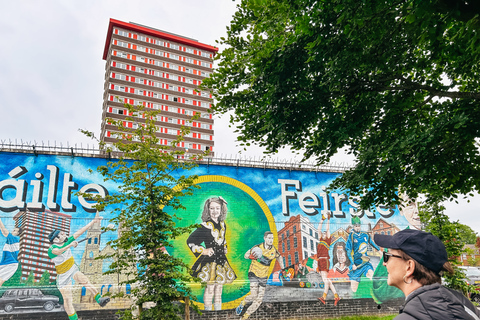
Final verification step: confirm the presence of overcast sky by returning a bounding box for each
[0,0,478,234]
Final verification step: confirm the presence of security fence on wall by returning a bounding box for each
[0,143,411,319]
[0,140,351,173]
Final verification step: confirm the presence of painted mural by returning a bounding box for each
[0,152,417,318]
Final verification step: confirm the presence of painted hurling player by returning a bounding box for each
[345,216,380,292]
[236,231,284,320]
[48,216,110,320]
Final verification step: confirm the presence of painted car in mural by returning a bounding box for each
[0,151,417,317]
[0,288,60,312]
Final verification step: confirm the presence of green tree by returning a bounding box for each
[38,271,51,286]
[82,101,205,319]
[456,224,478,244]
[419,202,471,294]
[465,247,480,266]
[24,271,35,287]
[203,0,480,208]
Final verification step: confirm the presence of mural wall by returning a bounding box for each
[0,152,418,318]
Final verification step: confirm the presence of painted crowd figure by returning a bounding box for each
[236,231,284,320]
[48,215,110,320]
[346,216,380,292]
[316,214,340,306]
[329,241,350,279]
[187,196,236,311]
[0,219,20,287]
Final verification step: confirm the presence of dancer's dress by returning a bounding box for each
[187,219,236,284]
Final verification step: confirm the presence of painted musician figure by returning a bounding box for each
[48,216,110,320]
[186,196,236,311]
[346,216,380,292]
[316,213,340,306]
[235,231,284,320]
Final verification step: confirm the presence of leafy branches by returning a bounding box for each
[203,0,480,208]
[81,102,205,319]
[419,202,474,294]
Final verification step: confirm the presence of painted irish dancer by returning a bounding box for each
[187,196,236,311]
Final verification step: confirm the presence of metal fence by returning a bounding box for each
[0,139,352,173]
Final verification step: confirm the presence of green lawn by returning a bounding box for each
[320,315,396,320]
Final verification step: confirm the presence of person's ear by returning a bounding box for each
[405,259,415,277]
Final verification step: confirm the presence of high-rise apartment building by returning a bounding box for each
[14,209,72,282]
[100,19,217,154]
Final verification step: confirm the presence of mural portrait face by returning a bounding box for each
[54,231,68,244]
[209,201,222,222]
[264,233,274,246]
[353,224,362,233]
[12,227,20,236]
[336,246,346,264]
[400,201,421,230]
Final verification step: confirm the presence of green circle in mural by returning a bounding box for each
[167,175,276,309]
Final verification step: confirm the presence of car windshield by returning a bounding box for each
[465,268,480,276]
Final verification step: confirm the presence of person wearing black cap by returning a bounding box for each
[374,229,480,320]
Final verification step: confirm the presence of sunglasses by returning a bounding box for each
[383,251,404,263]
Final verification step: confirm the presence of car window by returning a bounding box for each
[4,290,15,296]
[467,268,480,276]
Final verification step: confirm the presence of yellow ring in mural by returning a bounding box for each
[185,175,278,310]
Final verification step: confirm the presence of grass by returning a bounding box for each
[320,315,396,320]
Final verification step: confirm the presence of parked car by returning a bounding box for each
[0,288,60,313]
[459,266,480,303]
[459,266,480,286]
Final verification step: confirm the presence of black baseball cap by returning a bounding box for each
[374,229,447,274]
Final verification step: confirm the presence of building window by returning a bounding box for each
[288,255,291,266]
[286,230,290,237]
[310,240,314,251]
[294,252,299,264]
[315,232,318,240]
[293,237,297,248]
[293,226,296,234]
[287,240,290,251]
[303,236,307,248]
[282,242,285,253]
[309,229,313,237]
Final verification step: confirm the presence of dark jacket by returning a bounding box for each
[396,283,479,320]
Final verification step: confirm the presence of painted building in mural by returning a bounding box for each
[0,151,417,317]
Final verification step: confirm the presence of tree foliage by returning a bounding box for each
[203,0,480,207]
[419,202,473,294]
[82,102,205,319]
[456,223,478,244]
